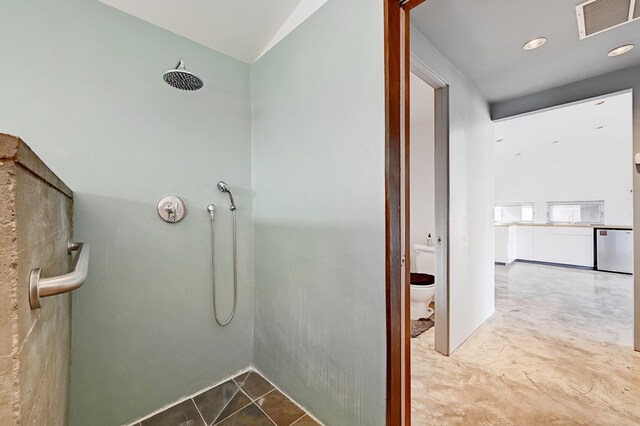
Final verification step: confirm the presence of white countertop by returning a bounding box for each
[495,223,632,230]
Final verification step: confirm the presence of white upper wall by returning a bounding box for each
[99,0,327,63]
[409,72,435,267]
[495,91,634,226]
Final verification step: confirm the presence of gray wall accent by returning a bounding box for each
[410,28,496,353]
[0,1,253,424]
[491,64,640,120]
[491,66,640,352]
[251,0,386,424]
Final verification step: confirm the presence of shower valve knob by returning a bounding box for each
[157,196,187,223]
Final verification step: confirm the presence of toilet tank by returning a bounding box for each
[414,244,435,275]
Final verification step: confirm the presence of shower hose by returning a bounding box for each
[209,209,238,326]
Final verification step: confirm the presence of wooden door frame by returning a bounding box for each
[384,0,426,425]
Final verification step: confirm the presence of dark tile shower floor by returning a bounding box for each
[137,370,321,426]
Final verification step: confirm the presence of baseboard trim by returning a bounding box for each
[513,259,594,271]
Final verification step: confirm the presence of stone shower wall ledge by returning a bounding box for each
[0,133,72,199]
[0,133,73,426]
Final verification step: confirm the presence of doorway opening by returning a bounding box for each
[493,90,635,345]
[407,66,449,355]
[386,0,640,424]
[383,1,452,423]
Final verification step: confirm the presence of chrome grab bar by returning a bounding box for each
[29,242,90,310]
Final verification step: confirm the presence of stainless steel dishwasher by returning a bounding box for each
[595,228,633,274]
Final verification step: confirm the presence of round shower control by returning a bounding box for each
[157,196,187,223]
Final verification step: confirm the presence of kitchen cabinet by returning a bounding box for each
[561,234,593,267]
[534,231,562,263]
[497,224,597,268]
[533,226,593,266]
[515,226,534,260]
[496,225,516,264]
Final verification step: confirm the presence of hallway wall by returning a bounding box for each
[411,27,496,353]
[0,1,253,424]
[251,0,387,424]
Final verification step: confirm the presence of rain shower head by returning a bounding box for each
[163,58,203,91]
[217,181,236,211]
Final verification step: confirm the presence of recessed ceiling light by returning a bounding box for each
[515,153,522,156]
[596,125,604,129]
[595,100,606,105]
[523,37,547,50]
[552,140,559,144]
[608,44,634,57]
[496,139,504,143]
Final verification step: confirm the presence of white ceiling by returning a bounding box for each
[494,91,633,224]
[98,0,326,63]
[494,91,633,158]
[411,0,640,103]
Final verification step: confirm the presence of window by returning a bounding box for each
[495,204,534,224]
[547,201,604,224]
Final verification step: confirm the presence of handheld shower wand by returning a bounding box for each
[207,182,238,326]
[216,181,236,211]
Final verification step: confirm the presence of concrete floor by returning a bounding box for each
[411,262,640,425]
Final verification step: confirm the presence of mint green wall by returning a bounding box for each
[0,0,389,424]
[251,0,387,424]
[0,1,253,425]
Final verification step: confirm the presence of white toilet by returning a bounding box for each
[410,244,436,320]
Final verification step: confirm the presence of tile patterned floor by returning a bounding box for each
[137,371,321,426]
[412,262,640,425]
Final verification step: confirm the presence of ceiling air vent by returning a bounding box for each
[576,0,639,39]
